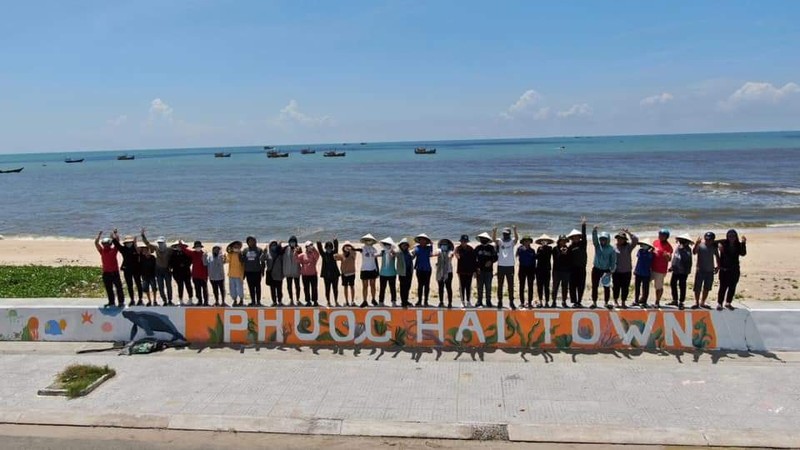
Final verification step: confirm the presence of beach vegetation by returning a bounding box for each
[56,364,115,398]
[0,265,104,298]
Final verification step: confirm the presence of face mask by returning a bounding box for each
[439,245,448,252]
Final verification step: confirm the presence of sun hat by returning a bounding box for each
[704,231,716,240]
[342,240,354,250]
[122,235,135,244]
[360,234,377,244]
[380,237,395,246]
[303,240,314,248]
[170,240,182,247]
[614,232,628,241]
[520,235,533,244]
[567,229,582,238]
[638,242,654,250]
[600,272,612,288]
[676,233,694,244]
[459,234,470,242]
[398,238,409,248]
[658,228,671,237]
[100,237,112,245]
[477,232,492,241]
[535,234,554,245]
[438,238,454,249]
[156,236,166,243]
[192,240,203,249]
[502,227,512,234]
[599,232,611,240]
[228,240,242,249]
[557,234,568,243]
[136,242,147,249]
[414,233,431,243]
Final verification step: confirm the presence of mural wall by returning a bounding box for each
[0,306,732,351]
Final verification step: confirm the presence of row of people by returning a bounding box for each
[93,222,747,312]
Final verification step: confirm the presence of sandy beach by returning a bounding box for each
[0,227,798,302]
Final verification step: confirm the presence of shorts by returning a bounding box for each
[693,271,714,293]
[142,276,156,292]
[360,270,378,281]
[651,272,666,290]
[342,274,356,287]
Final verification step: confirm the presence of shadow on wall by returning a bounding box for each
[182,342,784,365]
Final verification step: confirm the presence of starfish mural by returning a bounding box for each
[81,311,93,324]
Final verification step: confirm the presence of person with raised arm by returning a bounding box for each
[691,232,719,310]
[357,234,379,307]
[590,226,617,309]
[117,233,143,306]
[651,228,673,308]
[669,234,694,310]
[180,240,209,306]
[612,229,639,309]
[296,241,320,306]
[95,229,125,307]
[141,228,174,306]
[493,226,518,309]
[317,238,341,307]
[283,236,302,306]
[551,235,571,308]
[474,232,498,308]
[241,236,264,306]
[567,217,588,307]
[717,229,747,311]
[338,241,358,307]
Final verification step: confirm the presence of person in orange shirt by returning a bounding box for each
[651,229,673,308]
[226,241,245,306]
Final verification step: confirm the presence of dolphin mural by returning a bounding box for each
[122,310,186,342]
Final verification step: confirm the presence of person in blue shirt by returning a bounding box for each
[516,235,537,309]
[591,227,618,309]
[634,242,655,308]
[411,234,435,307]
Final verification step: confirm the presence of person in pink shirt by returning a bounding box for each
[296,241,320,306]
[95,229,125,307]
[651,228,673,308]
[181,241,209,306]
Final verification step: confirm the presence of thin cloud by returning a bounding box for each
[501,89,549,120]
[640,92,674,106]
[278,99,332,126]
[106,115,128,126]
[149,98,173,121]
[557,103,592,118]
[718,81,799,111]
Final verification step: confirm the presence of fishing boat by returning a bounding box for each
[0,167,23,174]
[300,148,316,155]
[267,150,289,158]
[214,152,231,158]
[64,158,84,164]
[323,151,346,158]
[360,142,367,145]
[117,154,135,161]
[263,146,275,150]
[414,147,436,154]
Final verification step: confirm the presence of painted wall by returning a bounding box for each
[0,306,745,351]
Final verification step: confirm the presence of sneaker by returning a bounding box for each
[590,303,597,309]
[725,303,735,311]
[716,305,723,311]
[690,304,700,310]
[701,304,712,310]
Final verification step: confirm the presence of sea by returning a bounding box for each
[1,131,799,243]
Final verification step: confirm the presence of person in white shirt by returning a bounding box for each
[357,234,379,307]
[493,226,518,309]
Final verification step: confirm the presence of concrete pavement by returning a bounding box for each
[0,342,798,447]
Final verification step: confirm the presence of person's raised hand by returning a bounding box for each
[141,227,146,235]
[741,235,747,243]
[593,225,599,232]
[581,216,587,225]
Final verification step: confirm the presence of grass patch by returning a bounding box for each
[57,364,115,398]
[0,265,105,298]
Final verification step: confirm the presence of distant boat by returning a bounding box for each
[300,148,316,155]
[360,142,367,145]
[0,167,23,174]
[64,158,84,164]
[559,146,566,151]
[414,147,436,155]
[323,151,346,158]
[263,146,275,150]
[117,154,135,161]
[214,152,231,158]
[267,150,289,158]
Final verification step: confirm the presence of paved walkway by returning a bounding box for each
[0,342,798,447]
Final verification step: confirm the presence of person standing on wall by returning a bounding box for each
[396,239,414,308]
[567,217,588,307]
[717,229,747,311]
[454,235,476,308]
[242,236,264,306]
[516,235,536,309]
[141,229,174,306]
[474,232,498,308]
[95,229,125,308]
[651,228,673,309]
[590,226,617,309]
[692,232,719,310]
[612,229,638,309]
[534,235,554,307]
[493,226,518,309]
[117,234,143,306]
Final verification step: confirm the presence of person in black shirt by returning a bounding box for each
[567,218,588,307]
[139,243,158,306]
[169,242,193,305]
[117,235,143,306]
[475,232,498,308]
[455,235,477,308]
[552,235,571,308]
[535,235,554,307]
[717,229,747,310]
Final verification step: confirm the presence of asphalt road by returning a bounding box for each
[0,424,685,450]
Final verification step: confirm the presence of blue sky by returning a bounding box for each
[1,0,798,153]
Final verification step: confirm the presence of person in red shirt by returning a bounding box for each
[181,241,209,306]
[95,229,125,308]
[651,228,673,308]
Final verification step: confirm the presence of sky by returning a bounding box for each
[0,0,799,153]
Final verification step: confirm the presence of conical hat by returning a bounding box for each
[534,234,554,244]
[380,237,395,246]
[360,234,377,244]
[477,232,492,240]
[567,229,582,238]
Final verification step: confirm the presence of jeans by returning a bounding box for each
[634,275,650,303]
[302,275,318,305]
[210,279,225,304]
[536,268,551,302]
[437,273,453,307]
[612,272,632,303]
[476,270,493,306]
[155,267,173,303]
[670,272,689,303]
[496,265,515,306]
[286,277,301,302]
[518,266,535,306]
[229,277,244,302]
[193,278,209,305]
[591,267,610,304]
[123,269,143,303]
[399,275,412,307]
[416,270,431,306]
[245,271,262,305]
[458,273,473,305]
[102,272,125,306]
[174,272,193,301]
[569,267,587,304]
[379,275,396,305]
[552,270,570,304]
[718,268,740,305]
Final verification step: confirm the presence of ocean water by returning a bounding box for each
[1,131,799,243]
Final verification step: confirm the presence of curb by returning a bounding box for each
[1,410,799,448]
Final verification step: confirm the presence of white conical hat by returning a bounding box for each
[567,229,582,238]
[534,234,554,244]
[380,236,395,246]
[414,233,431,243]
[677,233,694,244]
[477,232,492,240]
[360,234,377,244]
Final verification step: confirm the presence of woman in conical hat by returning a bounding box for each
[411,233,435,307]
[356,234,379,307]
[534,234,554,307]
